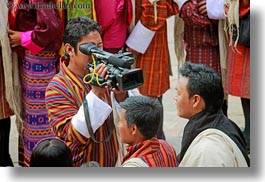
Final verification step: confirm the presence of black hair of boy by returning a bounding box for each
[63,16,101,55]
[120,96,163,139]
[30,138,72,167]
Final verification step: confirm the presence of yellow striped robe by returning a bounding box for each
[45,61,118,167]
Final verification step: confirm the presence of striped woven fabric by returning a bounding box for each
[19,50,57,167]
[180,0,221,75]
[223,2,250,99]
[45,61,119,167]
[122,137,178,167]
[224,45,250,99]
[133,0,179,97]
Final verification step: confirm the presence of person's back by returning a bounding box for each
[30,137,72,167]
[177,0,221,74]
[223,0,250,154]
[94,0,130,53]
[118,96,178,167]
[126,0,179,98]
[126,0,179,139]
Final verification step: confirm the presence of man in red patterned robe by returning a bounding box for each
[126,0,179,140]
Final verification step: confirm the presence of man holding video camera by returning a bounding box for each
[45,16,140,167]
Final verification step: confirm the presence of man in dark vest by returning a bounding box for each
[175,62,249,167]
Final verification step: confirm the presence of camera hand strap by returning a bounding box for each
[60,72,114,144]
[83,96,115,143]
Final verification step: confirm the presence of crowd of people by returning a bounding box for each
[0,0,249,167]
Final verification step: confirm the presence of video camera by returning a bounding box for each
[79,43,144,91]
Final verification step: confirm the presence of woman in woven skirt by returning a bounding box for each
[8,0,62,167]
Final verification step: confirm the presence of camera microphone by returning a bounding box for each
[79,43,131,68]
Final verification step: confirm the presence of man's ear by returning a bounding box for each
[192,94,202,108]
[64,43,74,57]
[131,124,138,136]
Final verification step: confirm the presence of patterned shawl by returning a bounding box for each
[122,137,178,167]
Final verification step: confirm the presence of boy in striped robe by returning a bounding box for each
[118,96,178,167]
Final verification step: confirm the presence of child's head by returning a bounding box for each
[30,137,72,167]
[118,96,162,145]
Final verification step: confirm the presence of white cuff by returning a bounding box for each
[174,0,188,9]
[71,91,112,138]
[206,0,225,19]
[126,21,155,54]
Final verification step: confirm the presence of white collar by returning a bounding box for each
[148,0,160,24]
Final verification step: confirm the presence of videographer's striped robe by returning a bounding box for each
[45,61,119,167]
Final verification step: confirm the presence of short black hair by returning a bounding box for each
[119,96,162,139]
[30,137,72,167]
[179,62,224,113]
[63,16,101,54]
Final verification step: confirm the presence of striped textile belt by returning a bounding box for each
[25,50,57,57]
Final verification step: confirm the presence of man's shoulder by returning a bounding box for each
[48,73,67,87]
[159,139,176,149]
[46,73,69,95]
[158,139,177,157]
[122,158,149,167]
[191,129,232,153]
[180,128,248,167]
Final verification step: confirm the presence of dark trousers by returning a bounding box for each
[241,98,250,153]
[157,96,166,140]
[0,117,14,166]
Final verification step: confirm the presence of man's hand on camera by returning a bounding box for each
[112,84,128,103]
[91,63,108,99]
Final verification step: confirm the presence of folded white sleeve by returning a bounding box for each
[206,0,225,19]
[126,21,155,54]
[71,91,112,138]
[173,0,189,9]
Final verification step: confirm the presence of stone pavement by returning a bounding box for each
[8,16,245,167]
